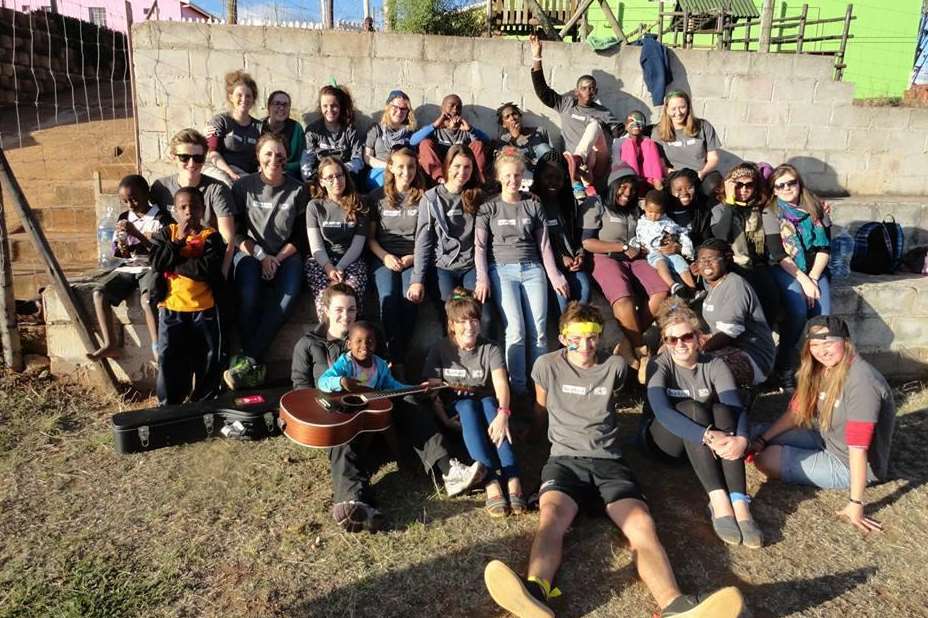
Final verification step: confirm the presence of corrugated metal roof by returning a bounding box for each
[677,0,759,18]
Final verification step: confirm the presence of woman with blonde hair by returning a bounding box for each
[652,90,721,183]
[751,316,895,533]
[205,70,262,184]
[363,89,417,189]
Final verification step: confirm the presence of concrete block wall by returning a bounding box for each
[132,22,928,197]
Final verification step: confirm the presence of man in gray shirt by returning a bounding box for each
[483,303,744,618]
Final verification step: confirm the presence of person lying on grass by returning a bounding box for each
[751,315,896,534]
[483,301,745,618]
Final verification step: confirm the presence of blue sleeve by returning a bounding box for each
[346,127,364,174]
[646,361,709,444]
[318,354,351,392]
[469,126,490,142]
[373,357,412,391]
[410,124,435,146]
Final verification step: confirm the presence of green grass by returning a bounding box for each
[1,371,927,617]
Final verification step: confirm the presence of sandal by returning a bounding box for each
[485,493,510,518]
[509,493,529,516]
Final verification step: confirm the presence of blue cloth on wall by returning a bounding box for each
[636,34,672,106]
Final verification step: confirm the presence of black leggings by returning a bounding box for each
[647,399,746,495]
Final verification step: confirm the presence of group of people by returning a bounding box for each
[87,38,898,617]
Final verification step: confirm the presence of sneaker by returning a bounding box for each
[670,282,693,300]
[331,500,384,533]
[661,587,744,617]
[224,355,266,391]
[484,560,554,618]
[443,458,486,497]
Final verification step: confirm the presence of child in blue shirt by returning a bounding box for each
[319,321,424,393]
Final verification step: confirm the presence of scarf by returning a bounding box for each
[776,199,829,273]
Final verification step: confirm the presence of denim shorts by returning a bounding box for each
[751,423,850,489]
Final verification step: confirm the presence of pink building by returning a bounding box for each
[3,0,215,33]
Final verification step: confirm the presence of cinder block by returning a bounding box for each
[306,55,356,86]
[188,50,245,85]
[210,25,267,52]
[321,31,371,58]
[369,58,406,88]
[813,79,855,104]
[749,52,794,76]
[829,105,873,129]
[373,32,424,60]
[746,101,789,126]
[478,37,526,68]
[891,317,928,346]
[825,151,870,175]
[788,102,831,127]
[424,35,473,63]
[157,21,210,49]
[845,315,895,348]
[876,107,911,129]
[130,22,156,50]
[803,170,847,195]
[770,78,816,104]
[668,48,712,74]
[687,74,729,100]
[829,283,859,315]
[729,76,774,102]
[244,51,300,87]
[792,54,835,80]
[807,127,848,151]
[846,128,890,153]
[534,40,571,69]
[879,129,928,155]
[709,51,752,75]
[908,110,928,130]
[767,125,808,150]
[268,27,320,58]
[723,125,768,150]
[827,201,876,231]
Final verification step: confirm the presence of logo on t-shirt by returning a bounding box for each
[667,388,690,398]
[608,216,623,223]
[447,209,463,216]
[443,368,467,379]
[253,200,275,210]
[703,304,714,311]
[382,209,401,217]
[546,219,559,227]
[592,386,608,396]
[498,219,517,226]
[562,384,588,396]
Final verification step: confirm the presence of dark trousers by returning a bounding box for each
[647,399,746,495]
[156,306,222,405]
[371,261,417,364]
[328,396,450,504]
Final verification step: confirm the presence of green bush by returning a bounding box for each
[390,0,485,37]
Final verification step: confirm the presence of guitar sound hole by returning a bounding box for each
[340,394,366,407]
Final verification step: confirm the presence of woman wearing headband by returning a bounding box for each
[643,301,762,548]
[751,316,896,533]
[652,90,721,185]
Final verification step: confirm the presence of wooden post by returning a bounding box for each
[559,0,597,39]
[598,0,628,44]
[0,189,23,372]
[525,0,559,40]
[225,0,237,23]
[681,10,690,48]
[125,2,141,173]
[835,4,853,80]
[0,148,121,394]
[744,17,752,50]
[658,1,665,44]
[796,3,808,53]
[758,0,774,52]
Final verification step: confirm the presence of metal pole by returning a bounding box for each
[0,188,23,372]
[758,0,774,52]
[226,0,237,24]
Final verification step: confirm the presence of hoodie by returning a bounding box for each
[290,324,348,389]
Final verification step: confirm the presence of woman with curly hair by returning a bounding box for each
[301,84,364,183]
[305,157,369,320]
[205,70,262,184]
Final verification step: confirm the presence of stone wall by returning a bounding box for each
[132,21,928,196]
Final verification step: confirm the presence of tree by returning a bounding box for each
[391,0,484,37]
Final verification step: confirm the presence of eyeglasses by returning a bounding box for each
[696,256,724,264]
[176,153,206,164]
[663,332,697,346]
[270,100,290,107]
[322,173,345,183]
[734,181,755,190]
[774,179,799,191]
[391,104,410,113]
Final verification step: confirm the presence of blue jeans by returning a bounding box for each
[770,265,831,371]
[751,423,850,489]
[432,266,496,338]
[555,269,593,314]
[233,251,302,362]
[371,261,417,364]
[489,262,549,395]
[453,396,519,481]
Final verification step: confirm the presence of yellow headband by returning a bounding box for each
[561,322,603,337]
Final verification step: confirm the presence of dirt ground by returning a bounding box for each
[1,372,926,618]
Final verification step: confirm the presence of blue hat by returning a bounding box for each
[386,90,409,104]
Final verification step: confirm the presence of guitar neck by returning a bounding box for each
[361,383,448,402]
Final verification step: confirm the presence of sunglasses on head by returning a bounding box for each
[664,331,697,345]
[774,178,799,191]
[176,153,206,164]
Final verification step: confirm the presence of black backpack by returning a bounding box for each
[850,216,905,275]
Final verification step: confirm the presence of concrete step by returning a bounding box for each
[11,265,89,299]
[828,196,928,247]
[8,231,98,268]
[97,162,139,181]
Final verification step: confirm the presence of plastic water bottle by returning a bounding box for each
[97,203,119,268]
[829,227,854,279]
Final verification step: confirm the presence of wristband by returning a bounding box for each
[253,245,267,260]
[702,425,714,445]
[532,56,542,62]
[756,436,768,448]
[848,498,863,505]
[497,407,511,417]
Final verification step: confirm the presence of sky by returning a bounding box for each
[194,0,385,23]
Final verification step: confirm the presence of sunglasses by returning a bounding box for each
[664,332,697,346]
[176,153,206,164]
[734,181,754,190]
[774,179,799,191]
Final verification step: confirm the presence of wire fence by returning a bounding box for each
[0,5,132,150]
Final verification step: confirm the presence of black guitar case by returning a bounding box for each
[111,387,289,454]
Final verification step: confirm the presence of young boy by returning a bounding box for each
[410,93,490,184]
[88,175,173,361]
[483,302,744,618]
[150,187,224,405]
[635,190,697,298]
[318,321,415,393]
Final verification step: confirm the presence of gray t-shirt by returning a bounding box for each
[531,350,628,459]
[477,195,546,265]
[818,356,896,481]
[150,173,234,230]
[306,198,369,260]
[412,185,476,283]
[207,113,261,173]
[368,188,418,257]
[702,272,775,376]
[496,127,551,166]
[582,198,638,245]
[365,123,413,160]
[231,173,308,255]
[422,337,505,391]
[652,120,721,172]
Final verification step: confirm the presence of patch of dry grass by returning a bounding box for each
[1,373,927,617]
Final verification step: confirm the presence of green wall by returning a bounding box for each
[579,1,921,98]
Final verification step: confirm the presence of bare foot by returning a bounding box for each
[637,353,650,385]
[87,345,120,361]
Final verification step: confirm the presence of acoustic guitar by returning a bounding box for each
[278,383,456,449]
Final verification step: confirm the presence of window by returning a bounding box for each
[88,7,107,27]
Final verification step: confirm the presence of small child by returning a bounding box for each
[88,175,173,361]
[636,190,697,298]
[614,110,665,190]
[422,288,524,518]
[150,187,224,405]
[318,321,425,393]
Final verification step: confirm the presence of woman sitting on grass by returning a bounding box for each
[751,316,896,533]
